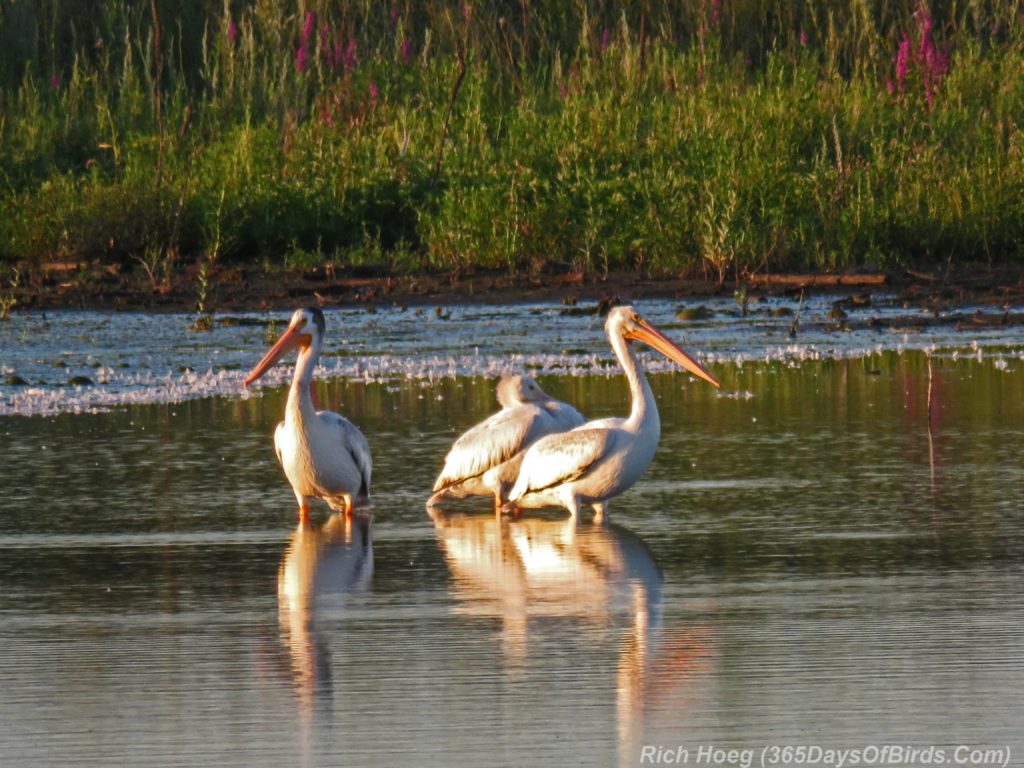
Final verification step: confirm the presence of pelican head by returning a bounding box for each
[607,306,720,388]
[244,307,326,388]
[496,373,548,408]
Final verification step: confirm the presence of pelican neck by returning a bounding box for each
[286,341,320,420]
[609,328,659,435]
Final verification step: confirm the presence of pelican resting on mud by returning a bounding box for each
[428,374,585,513]
[244,307,372,523]
[505,306,719,522]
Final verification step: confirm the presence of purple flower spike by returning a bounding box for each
[50,72,61,90]
[921,13,933,38]
[799,28,808,47]
[227,19,238,44]
[601,27,611,54]
[345,36,358,70]
[895,35,910,93]
[369,82,380,102]
[295,11,315,73]
[330,37,344,71]
[401,37,411,65]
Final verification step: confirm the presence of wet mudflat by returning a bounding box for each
[1,302,1022,767]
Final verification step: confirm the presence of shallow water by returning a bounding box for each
[3,296,1022,416]
[1,304,1023,767]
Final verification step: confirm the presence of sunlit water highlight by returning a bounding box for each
[1,301,1022,767]
[2,296,1022,416]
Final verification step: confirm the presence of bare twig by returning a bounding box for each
[926,354,934,428]
[432,36,468,184]
[789,289,805,338]
[748,273,887,288]
[926,353,935,487]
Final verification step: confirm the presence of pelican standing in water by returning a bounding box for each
[244,307,371,522]
[428,374,585,513]
[506,306,719,521]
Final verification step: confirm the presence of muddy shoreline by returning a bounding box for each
[6,263,1024,315]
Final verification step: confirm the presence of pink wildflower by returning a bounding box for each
[227,19,238,44]
[327,36,344,71]
[50,73,60,90]
[295,11,315,73]
[895,35,910,93]
[913,4,949,105]
[302,11,315,43]
[600,27,611,54]
[799,28,808,47]
[368,81,380,103]
[400,36,411,65]
[345,36,358,70]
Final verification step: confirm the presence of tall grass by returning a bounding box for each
[2,1,1024,282]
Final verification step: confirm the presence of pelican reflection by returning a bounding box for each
[429,509,713,767]
[428,508,662,669]
[278,513,373,717]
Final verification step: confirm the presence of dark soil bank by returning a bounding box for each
[7,264,1024,317]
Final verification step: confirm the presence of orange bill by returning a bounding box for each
[627,319,720,388]
[243,325,308,388]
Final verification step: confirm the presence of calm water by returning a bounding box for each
[1,304,1023,767]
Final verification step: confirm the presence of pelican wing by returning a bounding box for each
[544,400,586,430]
[324,412,372,500]
[273,421,286,468]
[510,428,615,499]
[434,405,550,492]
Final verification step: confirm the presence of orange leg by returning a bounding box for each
[298,502,311,525]
[342,496,353,518]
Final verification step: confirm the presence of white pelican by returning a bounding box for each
[506,306,719,520]
[244,307,372,523]
[428,374,585,512]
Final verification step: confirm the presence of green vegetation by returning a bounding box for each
[2,1,1024,285]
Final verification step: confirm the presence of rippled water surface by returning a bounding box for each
[1,301,1023,767]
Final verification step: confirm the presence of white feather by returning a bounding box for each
[508,428,615,500]
[430,374,584,505]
